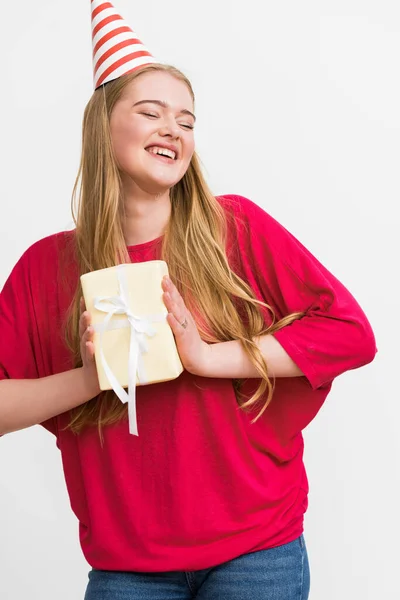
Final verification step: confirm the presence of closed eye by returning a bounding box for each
[141,112,194,130]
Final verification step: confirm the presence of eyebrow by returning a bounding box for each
[132,99,196,122]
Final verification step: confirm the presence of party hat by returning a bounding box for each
[91,0,157,89]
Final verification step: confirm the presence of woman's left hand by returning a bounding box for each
[161,276,211,376]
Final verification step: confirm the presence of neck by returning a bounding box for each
[122,183,171,247]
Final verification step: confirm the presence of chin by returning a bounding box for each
[142,178,178,195]
[134,170,186,195]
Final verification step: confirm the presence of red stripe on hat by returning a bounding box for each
[92,14,123,38]
[93,26,134,57]
[92,2,113,20]
[96,51,152,87]
[97,63,154,89]
[94,39,144,73]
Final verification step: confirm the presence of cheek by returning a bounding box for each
[111,121,144,163]
[183,138,195,164]
[117,135,145,171]
[118,127,140,151]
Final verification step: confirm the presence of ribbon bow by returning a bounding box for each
[92,265,167,436]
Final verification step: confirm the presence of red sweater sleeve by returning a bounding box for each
[0,250,40,380]
[225,195,377,390]
[0,243,57,435]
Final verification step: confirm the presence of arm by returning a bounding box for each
[204,334,304,379]
[0,368,98,436]
[163,270,375,387]
[226,196,377,389]
[163,196,377,388]
[0,241,100,436]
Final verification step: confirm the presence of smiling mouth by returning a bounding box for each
[146,146,177,161]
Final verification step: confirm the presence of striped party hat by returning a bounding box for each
[91,0,158,89]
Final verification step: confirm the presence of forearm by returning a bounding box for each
[0,368,97,436]
[205,334,305,379]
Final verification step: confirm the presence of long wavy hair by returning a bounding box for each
[64,63,305,437]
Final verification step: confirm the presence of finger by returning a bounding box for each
[85,340,96,361]
[82,324,94,346]
[162,278,185,308]
[167,312,183,335]
[163,290,186,319]
[163,292,185,325]
[82,326,95,360]
[170,285,185,308]
[167,310,190,335]
[79,312,86,338]
[79,311,91,338]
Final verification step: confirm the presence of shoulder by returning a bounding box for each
[3,230,77,291]
[14,230,76,269]
[216,193,291,245]
[217,193,282,227]
[21,230,75,261]
[216,193,261,216]
[215,194,318,276]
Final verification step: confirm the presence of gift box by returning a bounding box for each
[80,261,183,435]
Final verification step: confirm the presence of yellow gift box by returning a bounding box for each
[80,261,184,435]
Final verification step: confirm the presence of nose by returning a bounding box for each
[158,116,181,139]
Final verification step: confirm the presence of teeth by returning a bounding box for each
[148,147,176,160]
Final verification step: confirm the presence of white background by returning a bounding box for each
[0,1,398,598]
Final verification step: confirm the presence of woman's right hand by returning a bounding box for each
[79,297,101,397]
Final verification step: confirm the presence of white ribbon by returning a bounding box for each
[92,265,167,436]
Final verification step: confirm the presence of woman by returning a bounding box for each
[0,2,377,599]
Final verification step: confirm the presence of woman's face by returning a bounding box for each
[109,70,196,195]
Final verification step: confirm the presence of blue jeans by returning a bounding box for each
[84,535,310,599]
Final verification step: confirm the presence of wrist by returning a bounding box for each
[193,339,254,379]
[185,342,214,377]
[77,366,101,400]
[198,342,221,378]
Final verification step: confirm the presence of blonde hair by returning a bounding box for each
[64,64,304,437]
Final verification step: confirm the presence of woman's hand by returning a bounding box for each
[161,276,212,376]
[79,297,101,397]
